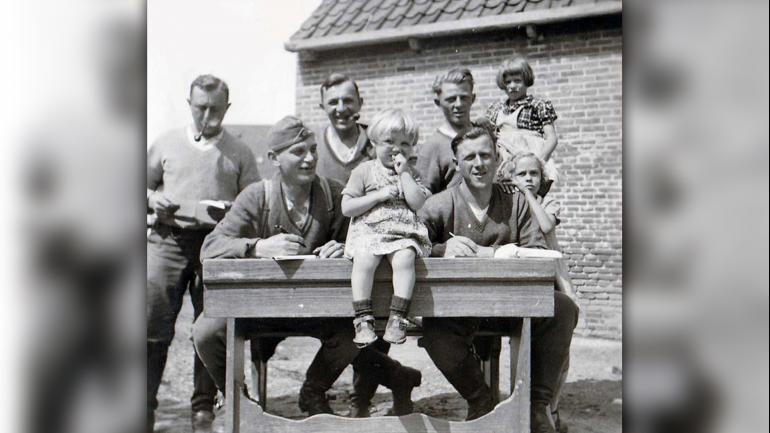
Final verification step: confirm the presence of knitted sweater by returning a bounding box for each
[418,182,546,257]
[147,128,260,229]
[416,128,462,194]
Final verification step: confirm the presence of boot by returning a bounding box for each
[191,410,214,433]
[388,364,422,416]
[441,352,494,420]
[298,341,352,415]
[531,402,556,433]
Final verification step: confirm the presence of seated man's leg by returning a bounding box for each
[419,318,493,421]
[530,291,579,433]
[350,341,422,417]
[192,315,229,393]
[298,319,360,415]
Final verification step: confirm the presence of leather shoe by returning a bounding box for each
[191,410,215,433]
[298,385,333,415]
[390,365,422,416]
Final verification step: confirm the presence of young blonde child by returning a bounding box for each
[486,57,561,188]
[507,151,573,432]
[342,109,431,347]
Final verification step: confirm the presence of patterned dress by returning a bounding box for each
[486,95,560,184]
[343,159,432,259]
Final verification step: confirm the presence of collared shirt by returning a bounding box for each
[485,95,558,135]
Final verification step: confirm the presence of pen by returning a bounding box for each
[274,225,307,248]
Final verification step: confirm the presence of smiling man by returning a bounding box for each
[416,68,477,194]
[417,125,579,432]
[193,116,421,418]
[314,73,373,184]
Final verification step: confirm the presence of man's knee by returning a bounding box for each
[192,316,226,357]
[419,319,476,371]
[554,291,579,329]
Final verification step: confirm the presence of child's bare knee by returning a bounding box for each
[390,248,416,270]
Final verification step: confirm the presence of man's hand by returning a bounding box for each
[444,236,479,257]
[254,233,306,257]
[313,240,345,258]
[148,191,179,219]
[376,185,400,202]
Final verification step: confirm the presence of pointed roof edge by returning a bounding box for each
[285,2,621,52]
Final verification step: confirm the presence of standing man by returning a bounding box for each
[417,125,578,433]
[314,73,420,418]
[416,68,477,194]
[147,75,260,433]
[314,73,373,184]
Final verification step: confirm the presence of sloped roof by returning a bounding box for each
[286,0,622,52]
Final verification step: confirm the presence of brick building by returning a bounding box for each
[285,0,622,339]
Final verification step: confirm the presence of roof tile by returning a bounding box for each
[289,0,618,44]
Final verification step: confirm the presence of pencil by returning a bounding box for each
[274,225,307,248]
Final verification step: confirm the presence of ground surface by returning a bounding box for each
[155,296,622,432]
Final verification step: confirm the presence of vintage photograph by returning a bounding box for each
[147,1,622,432]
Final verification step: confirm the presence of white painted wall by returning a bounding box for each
[148,0,321,145]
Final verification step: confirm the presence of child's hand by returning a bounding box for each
[377,185,400,202]
[511,178,532,194]
[392,153,410,175]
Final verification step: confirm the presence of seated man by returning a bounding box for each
[193,115,421,417]
[417,124,578,433]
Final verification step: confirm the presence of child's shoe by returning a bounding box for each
[353,315,377,348]
[383,314,408,344]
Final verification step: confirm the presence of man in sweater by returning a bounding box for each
[193,116,422,418]
[314,72,373,184]
[416,67,477,194]
[146,75,260,433]
[417,125,578,433]
[312,73,419,418]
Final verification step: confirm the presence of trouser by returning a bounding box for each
[193,316,398,405]
[193,317,357,391]
[147,225,218,415]
[419,291,579,406]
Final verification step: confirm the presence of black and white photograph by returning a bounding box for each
[6,1,769,433]
[147,1,622,432]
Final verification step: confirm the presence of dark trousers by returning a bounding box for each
[193,317,360,392]
[420,291,579,405]
[147,225,218,415]
[193,317,399,406]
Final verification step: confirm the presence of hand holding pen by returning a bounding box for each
[253,226,306,257]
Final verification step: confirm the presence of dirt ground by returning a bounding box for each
[154,296,622,433]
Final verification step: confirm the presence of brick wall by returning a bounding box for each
[294,16,622,339]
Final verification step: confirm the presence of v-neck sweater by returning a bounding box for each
[417,182,546,257]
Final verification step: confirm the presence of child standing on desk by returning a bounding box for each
[341,109,432,347]
[486,57,561,189]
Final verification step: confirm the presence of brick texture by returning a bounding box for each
[294,17,622,339]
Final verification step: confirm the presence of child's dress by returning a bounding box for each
[487,96,560,184]
[343,159,432,259]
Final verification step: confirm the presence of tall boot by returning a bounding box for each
[147,342,170,431]
[353,347,422,416]
[349,342,387,417]
[440,352,494,421]
[298,342,355,415]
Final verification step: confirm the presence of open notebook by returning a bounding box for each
[494,244,563,259]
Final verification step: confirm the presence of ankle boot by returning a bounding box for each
[441,352,494,420]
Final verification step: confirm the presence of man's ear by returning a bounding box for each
[318,102,324,110]
[186,98,191,107]
[471,93,477,105]
[433,98,440,107]
[452,155,458,168]
[358,96,364,108]
[267,151,280,167]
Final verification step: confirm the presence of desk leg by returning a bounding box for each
[511,318,531,433]
[225,318,245,433]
